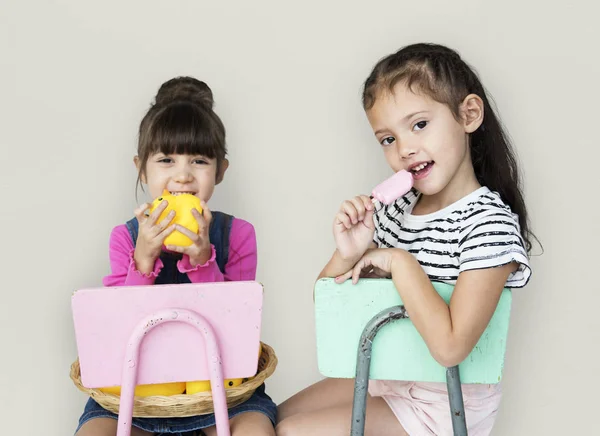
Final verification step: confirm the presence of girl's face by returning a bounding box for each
[136,153,228,203]
[366,82,483,208]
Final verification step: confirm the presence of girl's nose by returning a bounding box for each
[174,165,193,183]
[397,140,417,159]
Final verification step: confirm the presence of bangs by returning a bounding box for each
[147,102,225,159]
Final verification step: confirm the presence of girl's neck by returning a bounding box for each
[412,159,481,216]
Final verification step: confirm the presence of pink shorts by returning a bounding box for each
[369,380,502,436]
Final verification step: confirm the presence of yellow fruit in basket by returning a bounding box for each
[186,343,263,394]
[132,382,187,396]
[186,380,211,393]
[99,382,186,397]
[149,190,203,247]
[186,378,243,394]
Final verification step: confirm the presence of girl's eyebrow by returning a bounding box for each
[374,110,430,135]
[401,110,429,122]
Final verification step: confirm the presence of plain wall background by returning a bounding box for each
[2,1,599,434]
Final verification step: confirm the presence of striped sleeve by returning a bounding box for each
[458,211,531,288]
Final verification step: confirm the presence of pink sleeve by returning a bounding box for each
[178,218,257,282]
[102,224,164,287]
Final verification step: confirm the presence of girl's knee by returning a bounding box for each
[76,418,116,436]
[274,419,292,436]
[229,412,275,436]
[275,416,306,436]
[232,424,275,436]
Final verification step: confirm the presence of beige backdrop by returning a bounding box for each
[2,1,599,434]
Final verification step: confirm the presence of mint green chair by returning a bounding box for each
[314,278,512,436]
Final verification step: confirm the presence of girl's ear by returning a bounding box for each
[134,155,146,184]
[216,159,229,185]
[460,94,484,133]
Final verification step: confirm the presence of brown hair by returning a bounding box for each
[136,76,227,191]
[362,43,537,253]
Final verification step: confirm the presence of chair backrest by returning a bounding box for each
[72,281,263,388]
[314,278,512,384]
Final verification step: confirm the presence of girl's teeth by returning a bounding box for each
[412,163,428,172]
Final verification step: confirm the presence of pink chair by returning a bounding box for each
[72,281,264,436]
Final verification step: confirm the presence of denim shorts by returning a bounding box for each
[75,384,276,435]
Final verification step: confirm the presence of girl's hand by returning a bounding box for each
[334,195,376,261]
[335,248,399,285]
[166,201,213,266]
[133,200,176,274]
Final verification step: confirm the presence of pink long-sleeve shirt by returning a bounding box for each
[102,218,257,287]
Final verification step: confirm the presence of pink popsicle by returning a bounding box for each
[371,170,414,205]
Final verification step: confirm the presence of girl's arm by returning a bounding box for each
[389,251,515,367]
[339,211,531,367]
[103,225,163,287]
[318,242,377,280]
[180,218,257,282]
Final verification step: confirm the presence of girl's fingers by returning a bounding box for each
[174,224,200,242]
[359,195,374,212]
[334,269,353,284]
[340,201,359,225]
[336,256,370,285]
[335,212,352,230]
[352,260,368,284]
[363,208,375,230]
[134,203,150,223]
[192,206,210,235]
[148,200,169,225]
[158,224,177,238]
[347,257,372,284]
[350,197,367,222]
[199,201,212,223]
[154,210,175,234]
[335,270,352,284]
[165,244,186,254]
[335,257,368,284]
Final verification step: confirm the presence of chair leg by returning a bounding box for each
[351,306,408,436]
[116,308,231,436]
[446,366,468,436]
[350,307,469,436]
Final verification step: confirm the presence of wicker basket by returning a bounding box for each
[70,342,277,418]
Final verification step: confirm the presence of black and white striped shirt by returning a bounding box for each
[373,186,531,288]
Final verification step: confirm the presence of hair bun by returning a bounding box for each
[154,76,214,108]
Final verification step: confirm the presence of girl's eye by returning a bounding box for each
[158,157,173,163]
[413,121,428,131]
[193,159,208,165]
[381,136,395,146]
